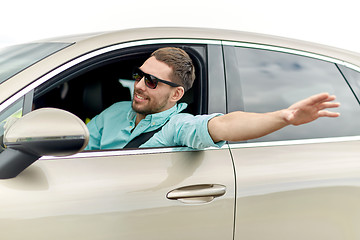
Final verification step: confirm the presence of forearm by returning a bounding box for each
[207,93,340,143]
[208,110,289,142]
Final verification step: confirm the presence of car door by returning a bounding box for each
[223,43,360,240]
[0,41,235,240]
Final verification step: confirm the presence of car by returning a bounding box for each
[1,27,360,240]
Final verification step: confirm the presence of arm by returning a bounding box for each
[85,117,102,150]
[208,93,340,143]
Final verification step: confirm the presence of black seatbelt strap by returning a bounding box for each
[123,122,168,149]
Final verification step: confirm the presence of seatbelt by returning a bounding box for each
[123,123,167,149]
[124,107,185,149]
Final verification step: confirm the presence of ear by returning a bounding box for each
[170,86,185,102]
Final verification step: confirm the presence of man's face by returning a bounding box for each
[132,56,176,115]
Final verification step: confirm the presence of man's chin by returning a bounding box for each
[132,103,150,115]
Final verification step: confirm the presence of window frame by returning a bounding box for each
[0,39,230,158]
[0,39,221,113]
[222,40,360,148]
[32,43,209,121]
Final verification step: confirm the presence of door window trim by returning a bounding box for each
[4,39,360,113]
[229,135,360,149]
[0,39,221,113]
[222,40,360,73]
[222,40,360,149]
[40,144,230,160]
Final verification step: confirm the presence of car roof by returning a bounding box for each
[39,27,360,66]
[2,27,360,104]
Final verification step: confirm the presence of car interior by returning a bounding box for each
[32,44,207,123]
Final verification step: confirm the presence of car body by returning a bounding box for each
[1,27,360,239]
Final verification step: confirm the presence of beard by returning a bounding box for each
[131,90,171,115]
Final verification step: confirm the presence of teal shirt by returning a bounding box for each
[85,101,224,150]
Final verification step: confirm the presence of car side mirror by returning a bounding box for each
[0,108,89,179]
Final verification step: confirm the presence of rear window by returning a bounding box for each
[224,46,360,142]
[0,42,71,84]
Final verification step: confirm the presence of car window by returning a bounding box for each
[33,44,206,120]
[0,43,71,84]
[224,46,360,142]
[32,44,207,149]
[337,65,360,103]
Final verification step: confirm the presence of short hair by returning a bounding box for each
[151,47,195,92]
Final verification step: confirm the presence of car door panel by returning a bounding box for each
[223,43,360,239]
[0,148,235,240]
[231,141,360,239]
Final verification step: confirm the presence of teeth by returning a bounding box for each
[136,94,144,100]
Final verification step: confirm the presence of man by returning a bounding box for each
[85,47,340,150]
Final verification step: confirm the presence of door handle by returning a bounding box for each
[167,184,226,204]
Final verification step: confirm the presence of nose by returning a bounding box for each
[134,77,147,91]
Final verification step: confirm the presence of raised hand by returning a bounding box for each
[283,93,340,126]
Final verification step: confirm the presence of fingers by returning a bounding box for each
[291,93,334,110]
[307,93,340,114]
[318,110,341,118]
[308,92,336,105]
[318,101,340,110]
[313,93,340,118]
[287,92,340,124]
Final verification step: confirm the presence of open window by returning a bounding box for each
[32,44,208,124]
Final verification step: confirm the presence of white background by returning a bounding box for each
[1,0,360,52]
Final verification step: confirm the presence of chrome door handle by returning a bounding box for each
[167,184,226,204]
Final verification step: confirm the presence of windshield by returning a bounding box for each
[0,42,72,84]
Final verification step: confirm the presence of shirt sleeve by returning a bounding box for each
[163,113,226,149]
[84,101,131,150]
[85,115,102,150]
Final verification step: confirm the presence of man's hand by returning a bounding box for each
[282,93,340,126]
[208,92,340,143]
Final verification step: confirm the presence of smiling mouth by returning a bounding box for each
[136,94,145,100]
[134,92,149,102]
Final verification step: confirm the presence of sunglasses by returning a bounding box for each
[132,67,181,89]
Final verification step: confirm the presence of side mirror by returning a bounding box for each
[0,108,89,179]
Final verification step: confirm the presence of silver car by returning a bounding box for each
[1,27,360,240]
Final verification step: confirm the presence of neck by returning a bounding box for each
[135,113,146,126]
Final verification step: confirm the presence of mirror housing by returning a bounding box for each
[4,108,89,156]
[0,108,89,178]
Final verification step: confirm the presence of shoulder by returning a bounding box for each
[90,101,131,124]
[107,101,132,111]
[88,101,131,130]
[168,112,195,124]
[100,101,132,115]
[169,112,223,124]
[165,113,221,134]
[161,113,225,149]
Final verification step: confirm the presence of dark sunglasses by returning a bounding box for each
[132,67,181,89]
